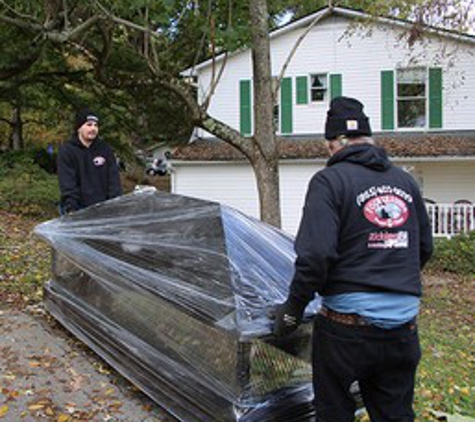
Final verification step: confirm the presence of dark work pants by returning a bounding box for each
[312,314,421,422]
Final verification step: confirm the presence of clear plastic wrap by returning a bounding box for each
[35,189,321,421]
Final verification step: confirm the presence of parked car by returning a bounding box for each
[146,153,171,176]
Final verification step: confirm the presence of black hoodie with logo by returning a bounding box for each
[289,143,433,305]
[57,134,122,212]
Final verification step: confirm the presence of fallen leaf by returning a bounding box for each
[45,406,55,416]
[0,405,9,418]
[70,374,86,391]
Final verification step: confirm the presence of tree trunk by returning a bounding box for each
[249,0,281,228]
[253,153,281,227]
[10,107,24,151]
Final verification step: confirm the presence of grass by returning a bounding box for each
[0,211,51,306]
[1,210,474,420]
[416,274,475,419]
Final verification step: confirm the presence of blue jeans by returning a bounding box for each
[312,314,421,422]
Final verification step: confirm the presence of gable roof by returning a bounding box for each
[171,132,475,162]
[182,6,475,76]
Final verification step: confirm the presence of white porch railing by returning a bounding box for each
[425,203,475,238]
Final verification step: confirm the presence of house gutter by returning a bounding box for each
[171,156,475,166]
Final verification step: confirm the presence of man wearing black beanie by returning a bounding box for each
[57,108,122,214]
[273,97,433,421]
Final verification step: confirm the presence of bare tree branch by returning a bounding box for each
[62,0,70,31]
[202,0,229,111]
[93,1,159,41]
[0,12,101,42]
[0,117,13,126]
[202,52,228,111]
[273,7,332,99]
[0,0,42,24]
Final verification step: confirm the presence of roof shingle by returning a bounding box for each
[172,132,475,161]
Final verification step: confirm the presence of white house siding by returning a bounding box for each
[171,158,475,235]
[394,160,475,203]
[197,52,252,136]
[195,15,475,136]
[279,162,324,234]
[171,161,324,235]
[180,12,475,234]
[171,162,260,219]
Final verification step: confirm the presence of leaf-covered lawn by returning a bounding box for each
[416,274,475,419]
[1,211,474,420]
[0,211,51,307]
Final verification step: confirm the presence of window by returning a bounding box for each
[310,73,328,102]
[396,68,426,128]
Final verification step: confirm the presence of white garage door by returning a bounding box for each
[171,161,323,235]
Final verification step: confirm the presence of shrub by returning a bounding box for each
[426,231,475,276]
[0,149,59,218]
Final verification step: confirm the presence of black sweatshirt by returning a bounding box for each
[57,134,122,212]
[290,144,433,305]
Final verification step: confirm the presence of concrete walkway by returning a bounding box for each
[0,305,176,422]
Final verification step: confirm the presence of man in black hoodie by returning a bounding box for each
[273,97,433,421]
[57,108,122,214]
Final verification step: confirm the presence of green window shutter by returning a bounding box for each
[429,68,443,129]
[296,76,308,104]
[239,79,252,135]
[381,70,395,130]
[329,74,342,99]
[280,77,293,134]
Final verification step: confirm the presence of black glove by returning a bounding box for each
[60,202,75,216]
[272,297,307,337]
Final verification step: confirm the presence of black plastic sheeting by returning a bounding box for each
[34,188,322,421]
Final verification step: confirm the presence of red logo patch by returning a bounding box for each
[363,195,409,228]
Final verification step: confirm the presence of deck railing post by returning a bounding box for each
[425,203,475,238]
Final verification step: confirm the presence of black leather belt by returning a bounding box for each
[319,306,371,326]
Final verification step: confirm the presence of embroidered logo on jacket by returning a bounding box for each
[363,195,409,228]
[367,231,409,249]
[93,156,106,166]
[357,185,412,249]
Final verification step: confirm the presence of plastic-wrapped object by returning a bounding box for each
[35,189,321,421]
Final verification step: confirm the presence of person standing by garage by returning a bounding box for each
[57,108,122,214]
[273,97,433,421]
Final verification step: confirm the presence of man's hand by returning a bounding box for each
[272,297,307,337]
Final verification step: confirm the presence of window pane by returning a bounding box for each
[398,82,425,98]
[310,74,327,102]
[271,76,279,105]
[311,75,326,88]
[398,99,426,128]
[397,68,426,84]
[311,90,325,102]
[273,104,279,128]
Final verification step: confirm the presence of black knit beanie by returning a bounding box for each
[75,108,99,131]
[324,96,372,140]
